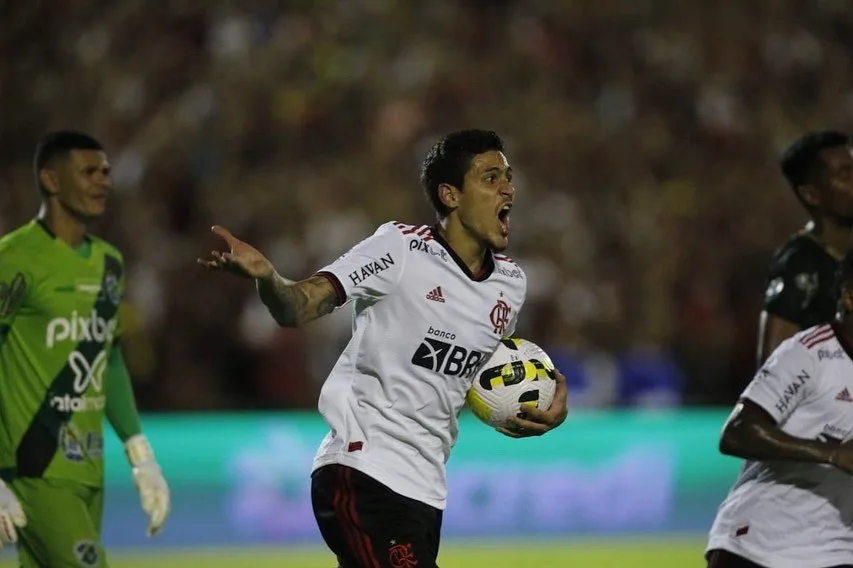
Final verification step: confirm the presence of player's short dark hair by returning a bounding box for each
[780,130,851,208]
[33,130,104,196]
[419,129,505,218]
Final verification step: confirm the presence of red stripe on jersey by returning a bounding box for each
[801,324,831,345]
[804,328,835,349]
[800,324,831,345]
[416,225,431,237]
[401,226,419,235]
[494,254,514,263]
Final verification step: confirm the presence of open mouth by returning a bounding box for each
[497,203,512,235]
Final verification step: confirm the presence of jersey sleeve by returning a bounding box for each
[0,248,31,337]
[740,337,816,424]
[315,222,406,304]
[762,246,822,325]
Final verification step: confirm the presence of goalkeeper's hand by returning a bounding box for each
[0,479,26,548]
[125,434,170,537]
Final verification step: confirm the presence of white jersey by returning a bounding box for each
[707,324,853,568]
[311,221,527,509]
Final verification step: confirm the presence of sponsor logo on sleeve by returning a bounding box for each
[348,253,395,286]
[774,370,811,415]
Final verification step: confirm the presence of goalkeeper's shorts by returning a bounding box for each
[9,477,108,568]
[311,464,442,568]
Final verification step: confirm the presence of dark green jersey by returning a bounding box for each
[0,220,124,487]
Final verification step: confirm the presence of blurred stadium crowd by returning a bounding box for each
[2,0,851,411]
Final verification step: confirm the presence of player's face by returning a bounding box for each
[817,146,853,224]
[54,150,112,220]
[455,151,515,251]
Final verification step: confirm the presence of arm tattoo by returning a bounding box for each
[256,274,339,327]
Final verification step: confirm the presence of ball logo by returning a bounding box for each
[489,298,511,335]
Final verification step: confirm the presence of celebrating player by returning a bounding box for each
[0,131,170,567]
[199,129,569,568]
[757,131,853,365]
[706,252,853,567]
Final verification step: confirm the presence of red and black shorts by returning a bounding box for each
[311,464,443,568]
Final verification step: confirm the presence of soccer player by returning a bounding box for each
[0,131,171,567]
[199,129,569,568]
[705,252,853,568]
[757,131,853,365]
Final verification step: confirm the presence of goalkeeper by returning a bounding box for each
[0,131,171,567]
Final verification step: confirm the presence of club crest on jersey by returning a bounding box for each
[794,272,818,309]
[490,296,511,335]
[348,253,395,286]
[100,272,121,306]
[72,539,100,567]
[0,272,27,318]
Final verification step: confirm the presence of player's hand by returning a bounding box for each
[497,369,569,438]
[0,479,26,548]
[197,225,275,280]
[126,435,171,537]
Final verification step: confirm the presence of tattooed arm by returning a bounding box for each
[256,273,341,327]
[198,225,341,327]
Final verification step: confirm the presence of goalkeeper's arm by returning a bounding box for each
[106,344,171,536]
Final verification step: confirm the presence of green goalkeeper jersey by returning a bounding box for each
[0,220,124,487]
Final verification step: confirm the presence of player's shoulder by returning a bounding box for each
[87,234,124,262]
[781,324,839,361]
[768,233,832,272]
[492,252,526,282]
[0,220,46,257]
[381,220,434,241]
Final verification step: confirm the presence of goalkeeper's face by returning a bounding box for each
[54,149,113,221]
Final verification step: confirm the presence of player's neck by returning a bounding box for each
[810,219,850,260]
[837,317,853,345]
[37,203,88,249]
[436,218,487,274]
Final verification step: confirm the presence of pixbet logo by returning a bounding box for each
[46,311,116,348]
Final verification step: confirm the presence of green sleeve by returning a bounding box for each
[105,343,142,442]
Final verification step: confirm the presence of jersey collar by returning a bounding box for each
[428,226,494,282]
[34,218,92,243]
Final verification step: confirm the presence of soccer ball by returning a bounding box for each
[466,337,557,428]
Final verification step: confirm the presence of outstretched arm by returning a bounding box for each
[255,273,341,327]
[198,225,342,327]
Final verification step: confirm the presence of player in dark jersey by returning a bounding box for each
[758,130,853,365]
[0,131,170,566]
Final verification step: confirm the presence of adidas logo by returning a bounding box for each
[426,286,445,303]
[837,388,853,403]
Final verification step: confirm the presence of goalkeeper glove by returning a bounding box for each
[0,479,25,548]
[125,434,170,537]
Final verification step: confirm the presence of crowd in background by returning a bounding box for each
[2,0,851,410]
